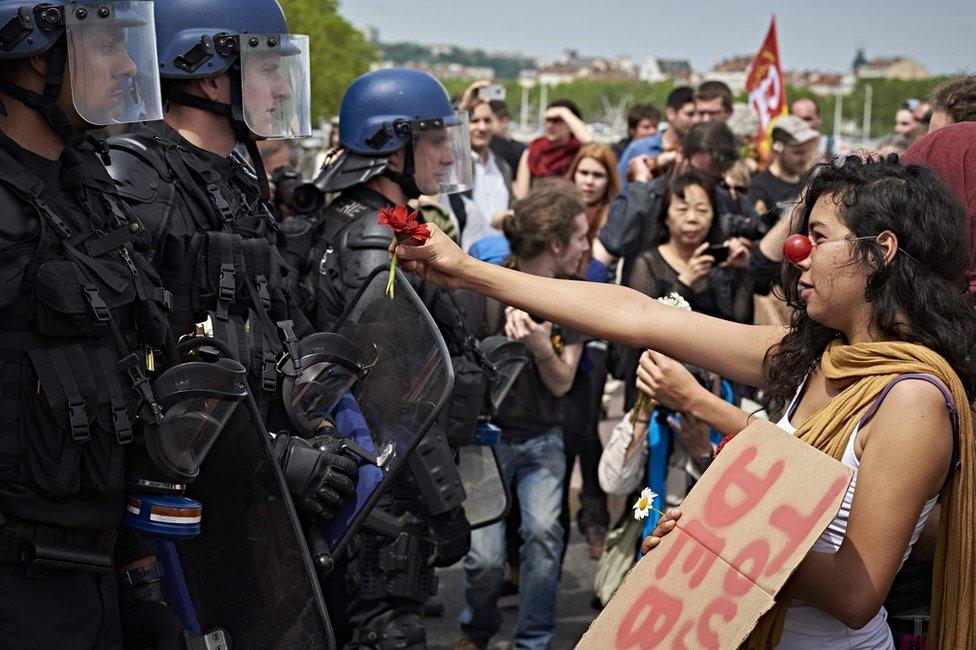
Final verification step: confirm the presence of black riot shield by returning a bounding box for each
[321,265,454,557]
[457,443,511,529]
[178,392,334,649]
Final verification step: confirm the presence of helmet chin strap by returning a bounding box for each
[0,37,90,150]
[165,64,271,201]
[380,141,422,199]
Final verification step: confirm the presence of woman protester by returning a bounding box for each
[391,156,976,649]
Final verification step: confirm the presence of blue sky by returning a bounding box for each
[338,0,975,75]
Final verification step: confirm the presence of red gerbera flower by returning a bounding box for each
[378,205,431,243]
[378,204,431,298]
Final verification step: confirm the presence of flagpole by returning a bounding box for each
[833,92,842,146]
[862,83,873,141]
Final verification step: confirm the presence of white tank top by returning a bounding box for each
[776,376,943,650]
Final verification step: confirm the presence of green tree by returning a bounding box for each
[278,0,376,125]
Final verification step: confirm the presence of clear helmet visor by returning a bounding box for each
[239,34,312,139]
[148,396,241,481]
[288,361,360,435]
[64,1,163,126]
[411,110,473,195]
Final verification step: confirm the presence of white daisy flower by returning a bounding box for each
[656,292,692,311]
[632,487,658,520]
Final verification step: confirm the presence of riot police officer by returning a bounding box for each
[0,1,176,646]
[105,0,358,522]
[305,67,485,649]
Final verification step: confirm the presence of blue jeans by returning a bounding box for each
[459,431,566,649]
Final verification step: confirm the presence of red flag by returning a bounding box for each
[746,16,788,161]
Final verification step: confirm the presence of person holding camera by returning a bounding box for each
[596,122,748,282]
[617,170,753,411]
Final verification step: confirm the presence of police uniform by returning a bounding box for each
[107,121,311,423]
[0,131,170,648]
[312,172,483,650]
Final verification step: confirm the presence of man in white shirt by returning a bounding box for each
[449,82,514,250]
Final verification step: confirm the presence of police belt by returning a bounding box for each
[0,519,116,577]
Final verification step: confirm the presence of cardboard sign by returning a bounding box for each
[578,420,853,650]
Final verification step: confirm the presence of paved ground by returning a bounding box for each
[425,383,627,649]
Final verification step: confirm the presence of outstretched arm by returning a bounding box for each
[395,225,785,386]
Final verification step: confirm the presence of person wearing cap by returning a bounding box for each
[748,115,820,214]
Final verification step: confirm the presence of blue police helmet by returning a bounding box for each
[153,0,289,79]
[340,68,458,156]
[0,1,154,59]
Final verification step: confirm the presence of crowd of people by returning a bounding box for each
[1,0,976,648]
[370,73,976,649]
[386,76,976,650]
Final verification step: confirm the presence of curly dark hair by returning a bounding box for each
[762,155,976,412]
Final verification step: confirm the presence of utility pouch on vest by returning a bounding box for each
[121,247,173,347]
[31,258,135,338]
[24,344,130,497]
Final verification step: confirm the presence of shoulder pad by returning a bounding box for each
[344,211,393,250]
[0,146,43,202]
[323,194,372,221]
[0,182,39,243]
[106,134,174,204]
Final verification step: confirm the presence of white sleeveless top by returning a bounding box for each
[776,377,941,650]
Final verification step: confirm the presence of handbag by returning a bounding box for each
[592,513,643,608]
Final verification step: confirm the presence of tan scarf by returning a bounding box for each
[746,340,975,649]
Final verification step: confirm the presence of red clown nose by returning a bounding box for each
[783,234,813,264]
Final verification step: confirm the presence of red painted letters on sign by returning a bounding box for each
[581,421,853,650]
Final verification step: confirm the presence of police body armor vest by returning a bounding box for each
[0,143,170,528]
[278,213,323,317]
[313,187,487,449]
[107,124,309,413]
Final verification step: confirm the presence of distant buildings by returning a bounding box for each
[852,50,930,80]
[369,60,495,80]
[368,35,932,94]
[786,70,855,96]
[640,57,695,84]
[706,55,752,92]
[518,48,639,87]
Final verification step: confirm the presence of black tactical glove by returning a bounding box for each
[272,433,358,523]
[120,600,185,650]
[429,506,472,567]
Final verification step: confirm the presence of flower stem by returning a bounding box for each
[631,393,652,427]
[386,253,397,299]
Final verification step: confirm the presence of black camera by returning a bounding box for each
[271,165,304,216]
[719,211,769,241]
